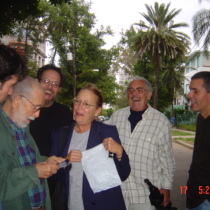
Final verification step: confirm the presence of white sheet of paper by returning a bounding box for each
[82,143,121,193]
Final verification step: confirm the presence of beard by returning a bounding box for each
[12,106,35,128]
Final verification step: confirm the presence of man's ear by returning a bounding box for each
[12,95,22,106]
[147,91,153,101]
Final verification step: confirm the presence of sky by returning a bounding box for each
[87,0,210,51]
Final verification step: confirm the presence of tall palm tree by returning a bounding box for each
[162,58,186,115]
[192,7,210,52]
[130,2,190,109]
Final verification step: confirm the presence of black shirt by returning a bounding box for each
[187,114,210,208]
[30,101,73,156]
[128,108,146,132]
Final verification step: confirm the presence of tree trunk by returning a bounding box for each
[52,49,57,64]
[72,36,77,98]
[153,54,161,110]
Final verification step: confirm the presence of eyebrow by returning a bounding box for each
[128,86,144,89]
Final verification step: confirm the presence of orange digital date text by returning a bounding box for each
[179,186,188,194]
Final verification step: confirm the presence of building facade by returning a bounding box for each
[174,51,210,108]
[1,35,46,68]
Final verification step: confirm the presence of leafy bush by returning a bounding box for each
[178,124,196,132]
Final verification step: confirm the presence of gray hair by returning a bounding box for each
[127,77,153,92]
[11,76,44,99]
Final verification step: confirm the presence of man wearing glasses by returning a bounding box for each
[108,77,175,210]
[30,64,73,157]
[0,76,64,210]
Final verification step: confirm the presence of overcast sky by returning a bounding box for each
[87,0,209,50]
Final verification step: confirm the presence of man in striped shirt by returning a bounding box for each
[108,77,175,210]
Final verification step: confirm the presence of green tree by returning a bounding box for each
[40,0,119,106]
[130,2,190,109]
[1,0,119,106]
[192,5,210,52]
[115,27,182,112]
[0,0,70,37]
[111,45,137,78]
[132,57,173,112]
[162,58,186,114]
[11,16,45,57]
[113,84,129,110]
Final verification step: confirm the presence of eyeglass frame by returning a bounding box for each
[73,98,96,109]
[127,87,147,94]
[20,95,42,112]
[40,78,60,88]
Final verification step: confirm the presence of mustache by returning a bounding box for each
[45,90,54,95]
[28,116,35,121]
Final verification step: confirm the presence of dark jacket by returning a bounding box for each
[50,120,131,210]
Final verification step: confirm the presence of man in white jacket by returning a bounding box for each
[108,77,175,210]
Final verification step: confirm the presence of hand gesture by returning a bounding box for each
[103,137,123,160]
[160,189,171,207]
[65,150,82,163]
[36,156,65,178]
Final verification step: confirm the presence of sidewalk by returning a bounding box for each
[171,128,195,149]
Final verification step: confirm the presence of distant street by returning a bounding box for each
[170,142,193,210]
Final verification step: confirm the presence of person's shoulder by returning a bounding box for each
[148,106,170,121]
[54,101,71,112]
[54,101,69,108]
[94,120,116,129]
[52,123,73,135]
[112,106,129,115]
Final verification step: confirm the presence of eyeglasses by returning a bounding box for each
[73,98,95,109]
[20,95,42,112]
[40,79,60,88]
[127,87,147,94]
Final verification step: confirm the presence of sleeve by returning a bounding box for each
[158,119,175,189]
[0,152,40,201]
[106,125,131,182]
[0,129,46,201]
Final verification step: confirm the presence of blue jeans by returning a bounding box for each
[187,200,210,210]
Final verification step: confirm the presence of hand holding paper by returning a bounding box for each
[103,137,123,160]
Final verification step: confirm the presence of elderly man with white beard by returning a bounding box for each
[0,76,64,210]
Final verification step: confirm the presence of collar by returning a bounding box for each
[0,109,25,132]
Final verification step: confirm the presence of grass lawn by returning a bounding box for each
[174,137,194,141]
[171,130,193,136]
[173,137,195,145]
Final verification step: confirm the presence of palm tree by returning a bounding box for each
[130,2,190,109]
[162,58,186,115]
[192,7,210,52]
